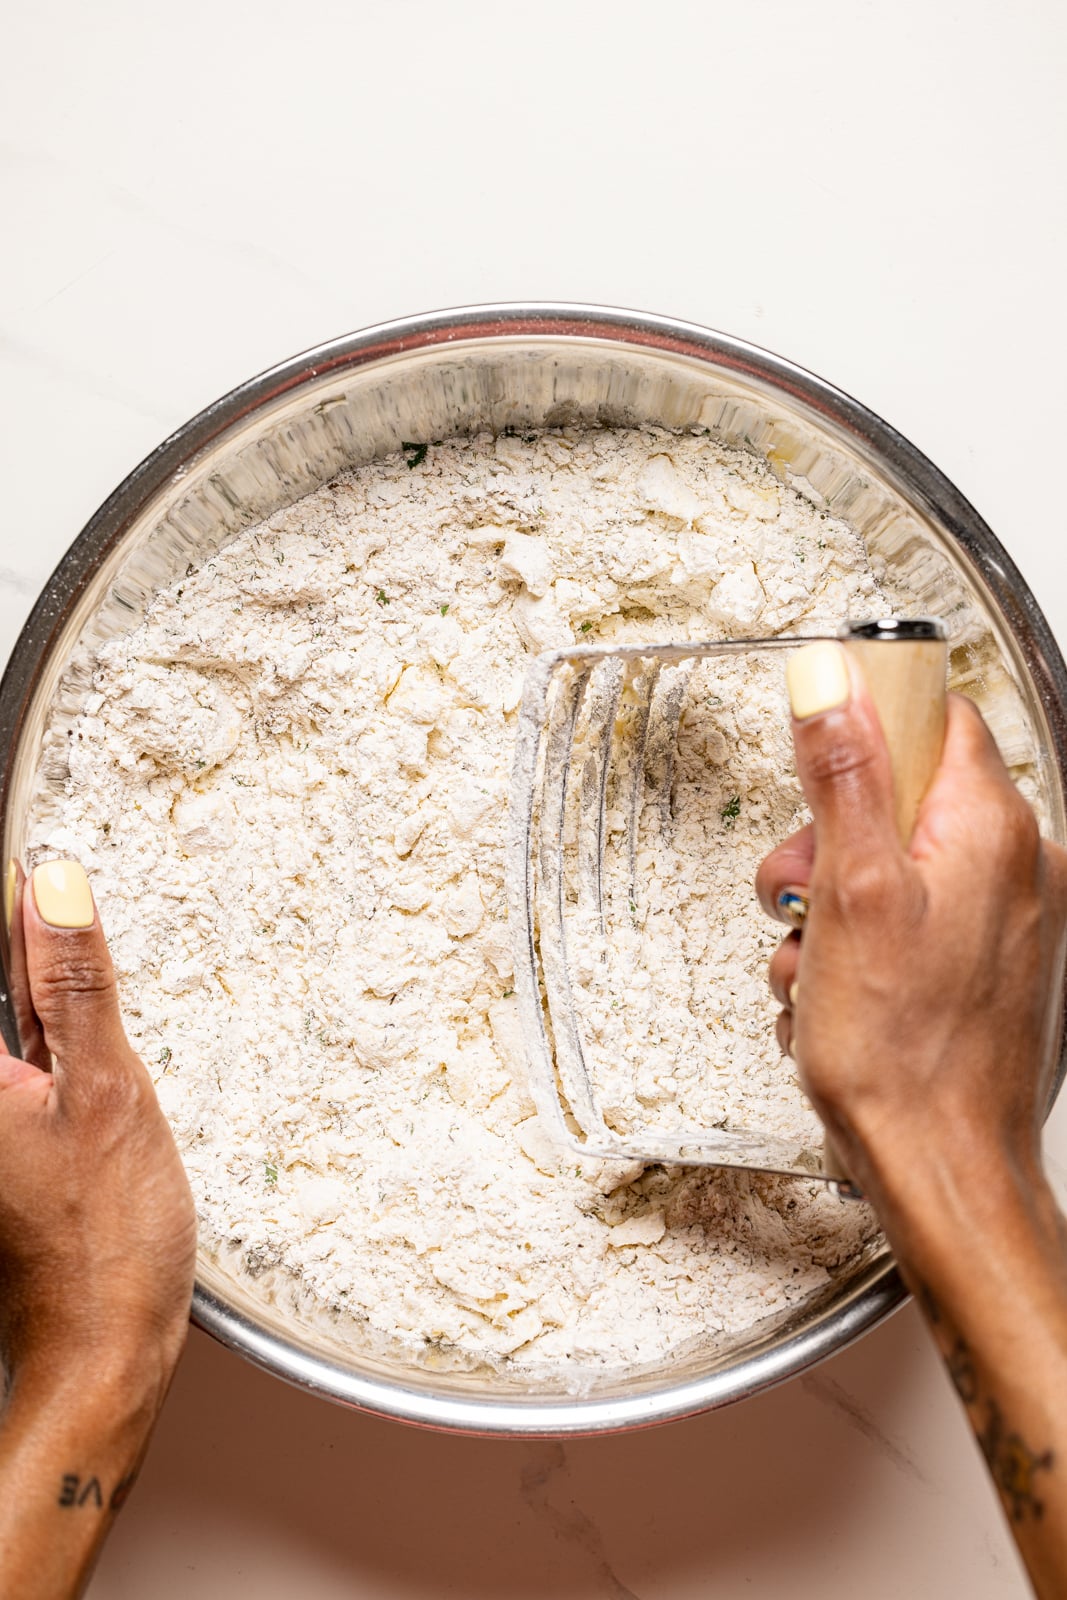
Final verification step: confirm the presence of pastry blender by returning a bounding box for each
[506,617,947,1193]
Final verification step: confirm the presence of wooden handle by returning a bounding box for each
[819,628,948,1186]
[844,634,949,845]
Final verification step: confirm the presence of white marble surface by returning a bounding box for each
[2,1,1066,1593]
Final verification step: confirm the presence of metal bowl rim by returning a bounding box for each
[4,301,1066,1434]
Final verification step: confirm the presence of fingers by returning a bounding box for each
[1041,838,1067,910]
[22,860,135,1096]
[786,642,902,877]
[756,824,814,920]
[0,1052,51,1092]
[938,691,1017,783]
[913,693,1016,835]
[769,937,801,1068]
[768,934,801,1005]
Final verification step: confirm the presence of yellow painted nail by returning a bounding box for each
[31,860,94,929]
[786,641,850,720]
[4,862,15,931]
[789,981,799,1007]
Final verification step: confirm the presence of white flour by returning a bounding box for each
[31,428,883,1374]
[556,651,831,1148]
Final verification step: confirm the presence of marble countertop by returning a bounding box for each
[2,2,1065,1594]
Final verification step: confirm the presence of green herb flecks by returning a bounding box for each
[376,589,390,607]
[579,621,593,633]
[159,1046,172,1066]
[440,603,450,615]
[721,795,741,826]
[401,441,428,470]
[264,1161,279,1187]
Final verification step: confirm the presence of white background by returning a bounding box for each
[2,2,1065,1594]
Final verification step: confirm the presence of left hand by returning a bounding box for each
[0,857,196,1396]
[0,857,197,1598]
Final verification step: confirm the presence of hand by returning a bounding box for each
[0,859,196,1388]
[754,644,1067,1600]
[0,858,196,1599]
[755,646,1067,1211]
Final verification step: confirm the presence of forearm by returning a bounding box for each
[0,1345,178,1600]
[0,861,197,1596]
[868,1130,1067,1599]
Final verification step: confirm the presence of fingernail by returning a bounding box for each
[777,887,810,930]
[4,862,15,930]
[786,641,850,720]
[788,981,799,1007]
[31,860,94,929]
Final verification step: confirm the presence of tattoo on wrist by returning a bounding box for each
[977,1402,1054,1523]
[917,1282,941,1326]
[57,1470,137,1513]
[919,1283,1054,1521]
[946,1338,978,1405]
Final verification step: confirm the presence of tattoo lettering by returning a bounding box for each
[57,1474,103,1509]
[978,1402,1054,1522]
[57,1470,137,1511]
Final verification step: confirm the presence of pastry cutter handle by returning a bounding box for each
[820,617,949,1192]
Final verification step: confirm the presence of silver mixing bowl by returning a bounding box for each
[3,304,1066,1434]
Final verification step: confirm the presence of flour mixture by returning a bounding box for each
[29,428,883,1373]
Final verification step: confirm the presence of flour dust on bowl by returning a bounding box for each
[2,305,1065,1435]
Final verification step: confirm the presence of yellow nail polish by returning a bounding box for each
[789,981,799,1007]
[4,862,15,930]
[32,860,94,929]
[786,641,850,720]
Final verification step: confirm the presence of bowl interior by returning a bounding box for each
[4,310,1065,1431]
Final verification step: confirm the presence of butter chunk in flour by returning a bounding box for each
[31,428,881,1374]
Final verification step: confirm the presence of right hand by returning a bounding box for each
[756,650,1067,1211]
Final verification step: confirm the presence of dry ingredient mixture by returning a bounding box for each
[30,427,886,1375]
[554,650,834,1149]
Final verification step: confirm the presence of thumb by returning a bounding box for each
[785,641,901,877]
[3,861,49,1069]
[23,859,134,1092]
